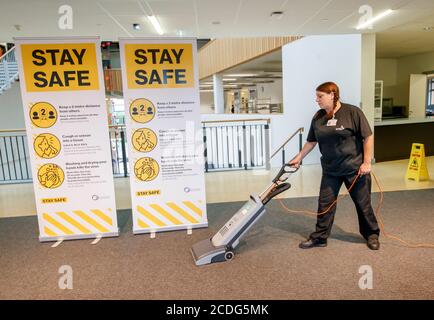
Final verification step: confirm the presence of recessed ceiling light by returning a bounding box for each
[270,11,284,20]
[148,15,164,35]
[356,9,393,30]
[133,23,140,30]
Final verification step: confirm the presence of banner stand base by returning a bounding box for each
[51,238,64,248]
[133,223,208,235]
[39,231,119,243]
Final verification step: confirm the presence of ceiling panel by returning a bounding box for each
[1,0,434,58]
[98,0,143,16]
[147,0,195,15]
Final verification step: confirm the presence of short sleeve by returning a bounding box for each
[356,108,373,138]
[306,118,317,142]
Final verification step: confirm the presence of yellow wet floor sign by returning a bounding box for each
[406,143,430,181]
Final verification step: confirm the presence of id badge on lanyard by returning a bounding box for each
[326,118,337,126]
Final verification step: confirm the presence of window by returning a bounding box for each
[426,77,434,116]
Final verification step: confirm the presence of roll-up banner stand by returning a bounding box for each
[119,38,207,234]
[14,37,118,242]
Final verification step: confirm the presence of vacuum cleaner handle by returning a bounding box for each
[272,164,299,183]
[262,182,291,205]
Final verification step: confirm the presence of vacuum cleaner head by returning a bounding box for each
[191,164,297,266]
[190,239,228,266]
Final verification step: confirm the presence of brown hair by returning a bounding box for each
[316,82,340,120]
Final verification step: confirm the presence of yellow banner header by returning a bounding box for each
[21,43,99,92]
[124,43,194,89]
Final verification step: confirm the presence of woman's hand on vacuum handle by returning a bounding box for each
[288,154,302,168]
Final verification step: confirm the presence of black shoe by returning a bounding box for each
[367,235,380,250]
[299,238,327,249]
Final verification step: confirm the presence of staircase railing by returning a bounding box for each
[202,118,271,172]
[271,127,304,165]
[0,46,19,93]
[0,126,129,184]
[0,120,272,184]
[0,46,16,63]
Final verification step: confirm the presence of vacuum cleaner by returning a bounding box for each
[191,164,298,266]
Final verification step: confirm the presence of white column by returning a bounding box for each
[361,33,376,133]
[409,74,428,118]
[361,33,376,162]
[281,34,362,166]
[213,73,224,114]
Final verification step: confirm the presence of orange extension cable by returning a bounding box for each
[277,171,434,248]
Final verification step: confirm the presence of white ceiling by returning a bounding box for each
[1,0,434,58]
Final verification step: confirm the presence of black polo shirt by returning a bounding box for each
[307,103,372,176]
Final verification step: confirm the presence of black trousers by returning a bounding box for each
[309,172,380,241]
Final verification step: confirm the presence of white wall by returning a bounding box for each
[376,58,397,86]
[200,91,214,114]
[0,81,25,130]
[256,79,283,104]
[202,34,364,167]
[281,34,362,165]
[375,58,398,101]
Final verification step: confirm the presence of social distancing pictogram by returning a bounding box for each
[130,98,155,123]
[30,102,57,128]
[34,133,61,159]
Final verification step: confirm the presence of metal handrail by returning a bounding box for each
[0,46,16,63]
[0,120,269,132]
[270,127,304,165]
[271,127,304,159]
[0,46,18,93]
[202,118,270,125]
[0,128,26,133]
